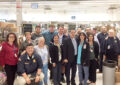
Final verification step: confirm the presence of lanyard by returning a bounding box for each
[13,46,16,53]
[13,46,17,57]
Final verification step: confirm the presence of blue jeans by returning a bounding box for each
[52,62,61,85]
[78,64,89,85]
[39,64,48,85]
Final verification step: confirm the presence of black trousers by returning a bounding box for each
[99,52,103,72]
[89,59,97,83]
[48,62,53,79]
[4,64,17,85]
[52,62,61,85]
[65,59,77,84]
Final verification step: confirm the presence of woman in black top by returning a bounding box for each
[88,33,99,85]
[49,34,63,85]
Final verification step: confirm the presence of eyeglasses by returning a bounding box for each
[9,36,15,38]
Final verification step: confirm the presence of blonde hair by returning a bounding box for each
[38,37,45,43]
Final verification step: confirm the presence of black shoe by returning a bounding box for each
[67,82,70,85]
[79,83,83,85]
[59,83,62,85]
[71,82,76,85]
[61,77,65,83]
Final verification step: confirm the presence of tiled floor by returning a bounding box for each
[48,70,103,85]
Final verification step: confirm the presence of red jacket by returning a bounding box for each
[0,42,18,66]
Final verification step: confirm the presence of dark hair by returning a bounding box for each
[51,34,59,43]
[79,32,86,41]
[35,25,41,29]
[88,33,94,42]
[58,25,64,29]
[25,43,34,49]
[6,33,18,47]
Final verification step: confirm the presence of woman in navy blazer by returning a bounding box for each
[77,32,90,85]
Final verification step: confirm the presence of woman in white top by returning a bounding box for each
[34,37,49,85]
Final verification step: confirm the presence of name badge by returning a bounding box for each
[90,49,93,52]
[14,54,17,57]
[33,59,36,63]
[83,44,86,49]
[114,40,117,43]
[25,62,29,64]
[107,45,110,49]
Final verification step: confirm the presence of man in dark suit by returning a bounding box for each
[58,26,67,83]
[63,29,77,85]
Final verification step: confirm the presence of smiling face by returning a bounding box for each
[101,26,107,33]
[25,32,31,41]
[77,28,82,34]
[26,46,34,56]
[38,37,45,47]
[88,34,94,41]
[49,25,55,33]
[8,34,15,43]
[80,34,85,41]
[53,35,59,44]
[70,30,76,38]
[86,28,91,33]
[64,28,68,34]
[35,27,41,34]
[108,29,115,37]
[58,27,64,35]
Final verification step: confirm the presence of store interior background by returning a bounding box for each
[0,0,120,85]
[0,0,120,34]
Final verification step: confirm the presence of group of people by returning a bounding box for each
[0,24,120,85]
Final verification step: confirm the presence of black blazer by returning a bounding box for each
[93,41,99,59]
[63,37,78,63]
[62,35,67,44]
[49,43,63,64]
[77,41,90,66]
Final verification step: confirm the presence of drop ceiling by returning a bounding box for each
[0,0,120,20]
[0,0,120,12]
